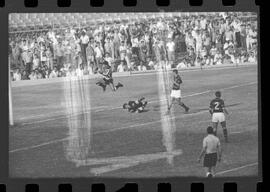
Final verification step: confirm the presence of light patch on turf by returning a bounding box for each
[74,149,182,175]
[156,61,177,165]
[63,76,92,162]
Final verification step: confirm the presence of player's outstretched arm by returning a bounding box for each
[209,107,213,115]
[139,97,145,102]
[223,107,229,115]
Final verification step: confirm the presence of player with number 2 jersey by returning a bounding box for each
[209,91,229,142]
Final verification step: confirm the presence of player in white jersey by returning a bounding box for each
[198,126,222,177]
[167,69,189,113]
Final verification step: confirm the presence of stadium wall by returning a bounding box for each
[11,62,257,88]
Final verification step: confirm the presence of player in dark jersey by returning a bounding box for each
[209,91,229,142]
[167,69,189,113]
[96,58,123,92]
[123,97,148,113]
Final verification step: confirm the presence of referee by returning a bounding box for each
[197,126,222,177]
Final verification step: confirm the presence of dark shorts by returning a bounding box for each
[203,153,218,167]
[103,78,113,85]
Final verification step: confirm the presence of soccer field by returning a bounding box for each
[9,64,258,178]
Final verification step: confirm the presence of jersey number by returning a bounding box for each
[214,102,220,110]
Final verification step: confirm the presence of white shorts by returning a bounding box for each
[170,90,181,98]
[212,112,225,123]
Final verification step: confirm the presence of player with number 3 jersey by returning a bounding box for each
[209,91,229,142]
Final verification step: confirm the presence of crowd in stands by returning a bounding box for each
[9,12,257,81]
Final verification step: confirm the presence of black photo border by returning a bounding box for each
[0,0,263,191]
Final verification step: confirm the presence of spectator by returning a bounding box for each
[104,52,113,68]
[166,37,176,68]
[117,60,127,72]
[13,69,22,81]
[246,25,257,51]
[185,32,195,51]
[214,51,223,65]
[32,54,40,70]
[76,64,84,77]
[248,51,256,63]
[94,41,104,70]
[49,67,58,78]
[139,39,148,66]
[21,70,28,80]
[55,41,65,70]
[176,59,187,69]
[29,70,38,80]
[9,12,257,80]
[194,29,203,56]
[137,62,147,71]
[24,49,33,78]
[80,30,89,65]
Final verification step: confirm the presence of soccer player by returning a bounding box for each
[96,58,123,92]
[198,126,222,178]
[167,69,189,113]
[123,97,148,113]
[209,91,229,142]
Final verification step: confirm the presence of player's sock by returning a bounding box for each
[185,106,190,113]
[143,101,148,107]
[118,82,123,87]
[115,82,123,89]
[102,84,106,92]
[180,103,189,112]
[223,128,228,142]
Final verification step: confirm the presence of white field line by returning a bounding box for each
[9,81,256,153]
[9,105,249,154]
[215,162,258,176]
[130,64,257,77]
[8,122,249,154]
[16,81,256,126]
[16,105,107,121]
[9,111,208,153]
[230,131,242,134]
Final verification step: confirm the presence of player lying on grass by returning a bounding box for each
[167,69,189,114]
[209,91,229,142]
[96,58,123,92]
[123,97,148,113]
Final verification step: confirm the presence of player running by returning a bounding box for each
[96,58,123,92]
[167,69,189,114]
[123,97,148,113]
[209,91,229,142]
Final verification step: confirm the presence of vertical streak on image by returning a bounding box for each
[157,61,176,165]
[63,76,92,163]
